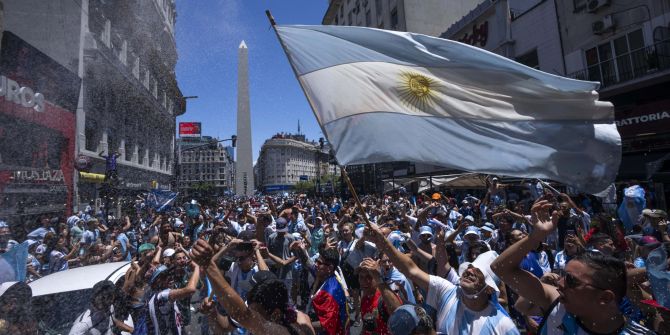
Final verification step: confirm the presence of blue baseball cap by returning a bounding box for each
[418,226,433,237]
[388,304,426,335]
[275,217,288,232]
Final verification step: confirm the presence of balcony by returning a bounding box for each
[568,40,670,90]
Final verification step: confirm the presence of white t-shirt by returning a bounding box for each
[343,239,378,268]
[68,307,113,335]
[426,275,518,335]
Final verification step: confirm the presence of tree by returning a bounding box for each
[294,180,315,195]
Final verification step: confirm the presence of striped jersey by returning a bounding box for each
[539,301,655,334]
[426,275,519,335]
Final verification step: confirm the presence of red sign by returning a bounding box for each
[179,122,201,138]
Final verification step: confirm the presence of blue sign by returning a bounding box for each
[265,185,292,192]
[299,175,309,181]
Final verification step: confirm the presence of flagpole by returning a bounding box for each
[340,166,374,227]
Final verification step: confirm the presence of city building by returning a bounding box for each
[0,0,185,225]
[256,133,339,194]
[322,0,481,36]
[176,136,235,197]
[1,0,82,222]
[74,0,185,210]
[557,0,670,206]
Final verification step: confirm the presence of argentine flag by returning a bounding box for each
[274,25,621,194]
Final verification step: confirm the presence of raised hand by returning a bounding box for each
[190,239,215,267]
[363,221,386,246]
[530,200,556,235]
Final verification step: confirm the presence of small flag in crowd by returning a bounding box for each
[146,189,179,213]
[0,241,29,283]
[274,25,621,194]
[617,185,645,233]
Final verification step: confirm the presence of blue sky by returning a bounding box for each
[175,0,329,161]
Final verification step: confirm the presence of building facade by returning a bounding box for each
[177,137,234,197]
[323,0,481,36]
[257,133,338,194]
[75,0,184,210]
[0,0,185,226]
[442,0,564,75]
[557,0,670,207]
[1,0,82,224]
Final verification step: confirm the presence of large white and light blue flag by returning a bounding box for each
[275,25,621,193]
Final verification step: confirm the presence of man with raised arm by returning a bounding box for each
[491,199,653,334]
[363,220,518,334]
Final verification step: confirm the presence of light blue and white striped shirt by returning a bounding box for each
[426,275,519,335]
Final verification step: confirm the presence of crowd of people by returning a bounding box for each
[1,178,670,335]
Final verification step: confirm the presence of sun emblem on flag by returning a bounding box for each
[398,71,439,110]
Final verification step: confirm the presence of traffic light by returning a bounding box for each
[231,135,237,147]
[319,137,324,150]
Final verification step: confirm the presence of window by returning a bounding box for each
[348,10,353,25]
[515,50,539,69]
[583,29,646,87]
[84,119,99,151]
[365,9,371,26]
[390,7,398,30]
[375,0,382,16]
[124,141,133,161]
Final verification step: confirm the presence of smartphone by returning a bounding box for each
[566,229,575,236]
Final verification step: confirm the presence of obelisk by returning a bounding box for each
[235,40,254,196]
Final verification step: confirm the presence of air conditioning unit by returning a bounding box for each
[592,15,615,34]
[587,0,610,13]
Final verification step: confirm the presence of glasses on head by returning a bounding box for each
[562,272,607,290]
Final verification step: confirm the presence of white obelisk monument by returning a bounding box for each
[235,40,254,196]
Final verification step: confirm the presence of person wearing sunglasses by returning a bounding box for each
[492,199,653,334]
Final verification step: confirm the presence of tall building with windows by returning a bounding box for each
[2,0,185,220]
[322,0,480,36]
[74,0,185,207]
[558,0,670,206]
[256,133,339,194]
[177,137,234,197]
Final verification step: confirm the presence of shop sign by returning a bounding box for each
[615,100,670,138]
[10,169,64,183]
[0,74,46,112]
[616,111,670,127]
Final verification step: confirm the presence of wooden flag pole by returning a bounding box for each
[340,166,374,227]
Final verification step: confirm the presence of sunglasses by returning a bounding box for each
[562,272,607,291]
